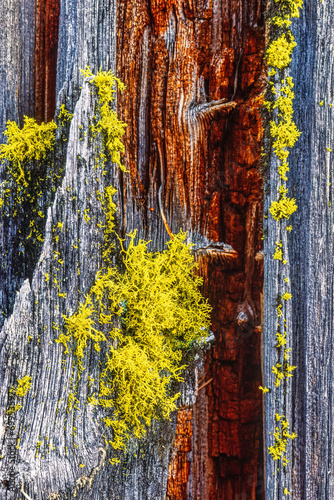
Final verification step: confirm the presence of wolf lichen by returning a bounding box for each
[80,67,127,171]
[58,227,211,450]
[56,296,107,372]
[58,104,74,126]
[15,375,32,397]
[55,68,212,453]
[273,240,283,260]
[270,118,301,161]
[268,413,297,462]
[101,185,118,261]
[274,0,303,18]
[0,117,57,187]
[266,32,297,70]
[269,195,297,221]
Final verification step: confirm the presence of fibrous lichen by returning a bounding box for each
[0,117,57,187]
[58,228,211,450]
[80,67,127,171]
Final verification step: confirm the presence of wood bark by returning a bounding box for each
[0,1,268,499]
[117,6,265,498]
[263,1,334,498]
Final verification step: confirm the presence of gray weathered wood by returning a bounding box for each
[264,0,334,498]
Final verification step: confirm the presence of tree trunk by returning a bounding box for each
[263,1,334,499]
[0,1,266,499]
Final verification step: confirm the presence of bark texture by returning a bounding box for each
[116,1,265,497]
[263,1,334,498]
[1,0,266,499]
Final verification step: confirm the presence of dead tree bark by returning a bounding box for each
[263,1,334,499]
[0,1,266,499]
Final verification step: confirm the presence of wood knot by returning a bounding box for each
[235,301,255,338]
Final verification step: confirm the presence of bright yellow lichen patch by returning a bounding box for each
[58,104,73,126]
[270,118,301,161]
[266,32,297,70]
[264,0,302,491]
[58,228,212,449]
[274,0,303,18]
[56,296,107,372]
[269,195,297,221]
[15,375,32,397]
[268,413,297,461]
[80,67,127,171]
[102,185,118,261]
[0,117,57,187]
[53,68,212,455]
[273,240,283,260]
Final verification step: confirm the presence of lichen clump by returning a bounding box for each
[58,229,211,449]
[58,104,73,126]
[274,0,303,18]
[0,114,62,247]
[0,117,57,187]
[56,66,211,450]
[268,413,297,462]
[15,375,32,397]
[55,67,211,452]
[266,32,297,70]
[269,195,297,221]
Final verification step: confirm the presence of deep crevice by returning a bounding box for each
[34,0,61,123]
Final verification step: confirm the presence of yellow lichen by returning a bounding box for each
[58,228,211,450]
[57,296,107,372]
[271,16,292,28]
[276,331,287,347]
[265,0,301,486]
[266,32,297,70]
[269,195,297,221]
[58,104,73,126]
[274,0,303,18]
[15,375,32,397]
[0,117,57,187]
[268,413,297,461]
[273,240,283,260]
[270,118,301,163]
[80,67,127,171]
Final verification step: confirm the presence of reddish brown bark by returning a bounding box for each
[34,0,60,123]
[166,408,193,499]
[117,1,265,497]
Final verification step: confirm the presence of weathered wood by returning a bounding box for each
[0,0,267,498]
[0,0,35,134]
[263,1,334,498]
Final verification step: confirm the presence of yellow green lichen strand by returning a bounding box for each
[266,32,297,70]
[274,0,303,18]
[268,413,297,461]
[80,66,127,172]
[58,104,73,126]
[15,375,32,397]
[263,0,303,492]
